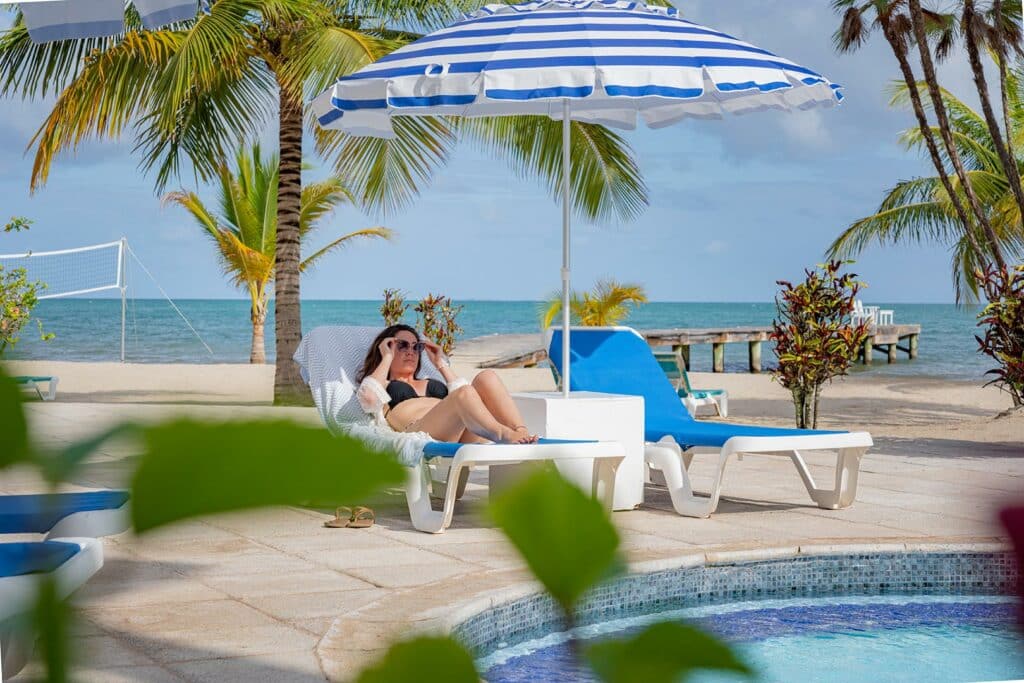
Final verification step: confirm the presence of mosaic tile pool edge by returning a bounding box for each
[452,551,1018,658]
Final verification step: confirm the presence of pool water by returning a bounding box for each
[479,596,1024,683]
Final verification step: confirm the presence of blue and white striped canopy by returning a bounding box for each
[312,0,843,136]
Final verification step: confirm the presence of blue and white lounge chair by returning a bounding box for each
[295,326,624,534]
[0,539,103,678]
[0,491,130,540]
[547,327,873,518]
[13,376,58,402]
[653,351,728,418]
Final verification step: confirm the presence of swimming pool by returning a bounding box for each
[479,595,1024,683]
[451,550,1020,682]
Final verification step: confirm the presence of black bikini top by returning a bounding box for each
[386,378,448,410]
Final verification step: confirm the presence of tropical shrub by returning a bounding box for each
[542,278,648,328]
[770,262,870,429]
[414,293,463,355]
[380,288,408,327]
[0,218,52,357]
[976,263,1024,407]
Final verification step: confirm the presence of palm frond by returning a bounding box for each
[281,25,393,100]
[316,115,457,216]
[300,176,356,236]
[458,116,648,224]
[300,226,393,271]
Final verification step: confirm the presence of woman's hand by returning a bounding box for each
[423,340,447,368]
[378,337,396,360]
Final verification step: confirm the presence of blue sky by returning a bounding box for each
[0,1,981,303]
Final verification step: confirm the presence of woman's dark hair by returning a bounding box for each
[357,324,421,382]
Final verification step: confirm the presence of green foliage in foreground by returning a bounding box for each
[0,364,749,682]
[489,466,623,614]
[542,278,648,329]
[132,419,405,532]
[1,218,53,357]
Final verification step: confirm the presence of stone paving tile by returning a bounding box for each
[343,560,475,589]
[85,599,288,635]
[168,649,325,683]
[73,577,227,609]
[112,625,318,665]
[201,569,375,599]
[300,545,461,571]
[21,664,187,682]
[427,542,526,570]
[244,588,387,621]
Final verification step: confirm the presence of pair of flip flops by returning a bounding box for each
[324,506,374,529]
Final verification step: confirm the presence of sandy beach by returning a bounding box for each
[5,332,1021,451]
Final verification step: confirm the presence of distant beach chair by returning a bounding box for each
[0,491,130,540]
[547,327,873,518]
[14,375,58,401]
[0,538,103,678]
[653,350,729,418]
[294,326,624,534]
[853,300,894,327]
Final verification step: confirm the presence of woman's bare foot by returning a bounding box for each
[508,425,539,444]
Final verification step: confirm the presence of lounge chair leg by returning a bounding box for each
[789,448,866,510]
[717,395,728,418]
[405,464,446,534]
[645,444,727,518]
[591,456,621,511]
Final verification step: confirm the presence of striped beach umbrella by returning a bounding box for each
[2,0,199,43]
[312,0,843,396]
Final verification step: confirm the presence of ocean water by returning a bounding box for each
[3,299,990,380]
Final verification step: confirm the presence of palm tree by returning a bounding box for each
[833,0,992,265]
[165,144,392,363]
[541,279,648,328]
[827,79,1024,300]
[0,0,648,404]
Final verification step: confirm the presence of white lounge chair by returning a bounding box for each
[294,326,624,534]
[547,327,873,518]
[0,539,103,678]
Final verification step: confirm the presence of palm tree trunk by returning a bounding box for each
[250,288,267,364]
[963,0,1024,229]
[907,0,1007,269]
[880,18,986,262]
[273,85,308,404]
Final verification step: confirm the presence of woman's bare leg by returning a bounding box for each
[471,370,537,442]
[408,385,520,443]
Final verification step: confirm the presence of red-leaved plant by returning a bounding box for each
[414,293,463,356]
[380,288,408,327]
[770,261,871,429]
[976,264,1024,408]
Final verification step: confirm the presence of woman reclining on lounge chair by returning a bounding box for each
[357,325,539,444]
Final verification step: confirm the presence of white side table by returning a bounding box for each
[511,391,644,510]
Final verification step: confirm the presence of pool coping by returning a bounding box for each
[316,537,1014,680]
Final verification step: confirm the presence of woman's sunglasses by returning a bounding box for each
[395,340,426,352]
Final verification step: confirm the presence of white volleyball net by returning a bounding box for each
[0,239,123,298]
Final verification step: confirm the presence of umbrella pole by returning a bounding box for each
[560,99,571,398]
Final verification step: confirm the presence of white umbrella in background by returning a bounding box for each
[1,0,199,43]
[312,0,844,397]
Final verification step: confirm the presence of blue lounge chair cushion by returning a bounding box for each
[0,541,79,578]
[423,437,596,459]
[548,329,841,449]
[0,491,130,534]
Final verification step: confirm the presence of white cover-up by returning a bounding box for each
[294,326,454,466]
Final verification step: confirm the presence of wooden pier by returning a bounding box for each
[474,324,922,372]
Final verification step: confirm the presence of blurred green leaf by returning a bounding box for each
[355,636,478,683]
[130,419,405,532]
[36,423,138,485]
[586,621,751,683]
[488,466,622,614]
[0,368,30,468]
[33,574,70,683]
